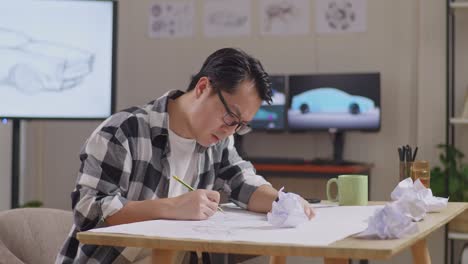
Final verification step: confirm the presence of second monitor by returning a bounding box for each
[250,75,287,131]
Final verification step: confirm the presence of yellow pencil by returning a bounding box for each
[172,175,224,212]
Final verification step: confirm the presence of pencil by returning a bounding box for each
[172,175,224,212]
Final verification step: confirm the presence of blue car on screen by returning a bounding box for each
[291,88,375,115]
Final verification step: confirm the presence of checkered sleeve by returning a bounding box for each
[71,115,133,231]
[217,135,270,209]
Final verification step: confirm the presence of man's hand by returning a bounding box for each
[171,190,221,220]
[104,190,220,225]
[299,197,315,220]
[248,185,316,220]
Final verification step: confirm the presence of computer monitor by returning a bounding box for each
[250,75,287,131]
[0,0,116,119]
[287,73,381,131]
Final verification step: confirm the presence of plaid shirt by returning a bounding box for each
[56,90,269,264]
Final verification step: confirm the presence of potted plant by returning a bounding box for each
[20,200,43,208]
[431,144,468,233]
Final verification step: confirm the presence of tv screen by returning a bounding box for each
[0,0,116,119]
[251,75,286,131]
[288,73,381,131]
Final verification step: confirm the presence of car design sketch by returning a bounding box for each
[291,88,375,115]
[0,28,94,94]
[261,1,310,35]
[207,10,248,28]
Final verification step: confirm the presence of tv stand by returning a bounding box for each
[249,158,373,200]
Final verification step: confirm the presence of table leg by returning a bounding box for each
[324,258,348,264]
[411,239,431,264]
[152,249,179,264]
[269,256,286,264]
[450,238,454,264]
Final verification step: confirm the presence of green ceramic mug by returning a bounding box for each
[326,175,368,206]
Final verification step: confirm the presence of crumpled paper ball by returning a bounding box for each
[267,188,309,228]
[356,178,449,239]
[355,202,419,239]
[391,178,448,213]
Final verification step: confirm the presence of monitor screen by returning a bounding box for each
[287,73,381,131]
[251,75,287,131]
[0,0,116,119]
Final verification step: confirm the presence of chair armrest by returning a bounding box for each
[0,239,23,264]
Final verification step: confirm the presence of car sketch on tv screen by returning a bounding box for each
[0,28,94,94]
[0,0,114,119]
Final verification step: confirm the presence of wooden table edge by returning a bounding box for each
[77,202,468,260]
[78,231,396,259]
[383,202,468,257]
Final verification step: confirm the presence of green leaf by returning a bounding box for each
[432,143,468,201]
[431,173,446,197]
[20,200,43,208]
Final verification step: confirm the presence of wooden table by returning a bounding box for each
[77,202,468,264]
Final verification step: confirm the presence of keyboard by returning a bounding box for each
[246,157,359,166]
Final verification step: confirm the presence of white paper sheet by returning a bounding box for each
[203,0,251,37]
[89,205,382,246]
[148,1,194,38]
[259,0,310,36]
[315,0,367,33]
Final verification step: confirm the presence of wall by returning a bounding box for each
[0,0,449,263]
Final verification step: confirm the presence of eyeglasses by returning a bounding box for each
[214,86,252,135]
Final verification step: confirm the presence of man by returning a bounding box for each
[57,48,314,263]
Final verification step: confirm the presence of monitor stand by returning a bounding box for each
[330,130,345,163]
[234,134,247,158]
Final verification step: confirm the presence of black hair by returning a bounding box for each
[187,48,272,104]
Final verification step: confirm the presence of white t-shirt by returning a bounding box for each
[132,124,199,263]
[167,125,199,198]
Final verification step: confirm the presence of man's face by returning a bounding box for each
[190,77,262,147]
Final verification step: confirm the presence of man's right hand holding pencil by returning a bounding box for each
[170,190,221,220]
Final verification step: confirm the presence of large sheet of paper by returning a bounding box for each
[89,205,382,246]
[148,1,194,38]
[259,0,310,36]
[315,0,367,33]
[203,0,251,37]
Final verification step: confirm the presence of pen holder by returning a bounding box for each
[411,160,431,188]
[399,161,413,181]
